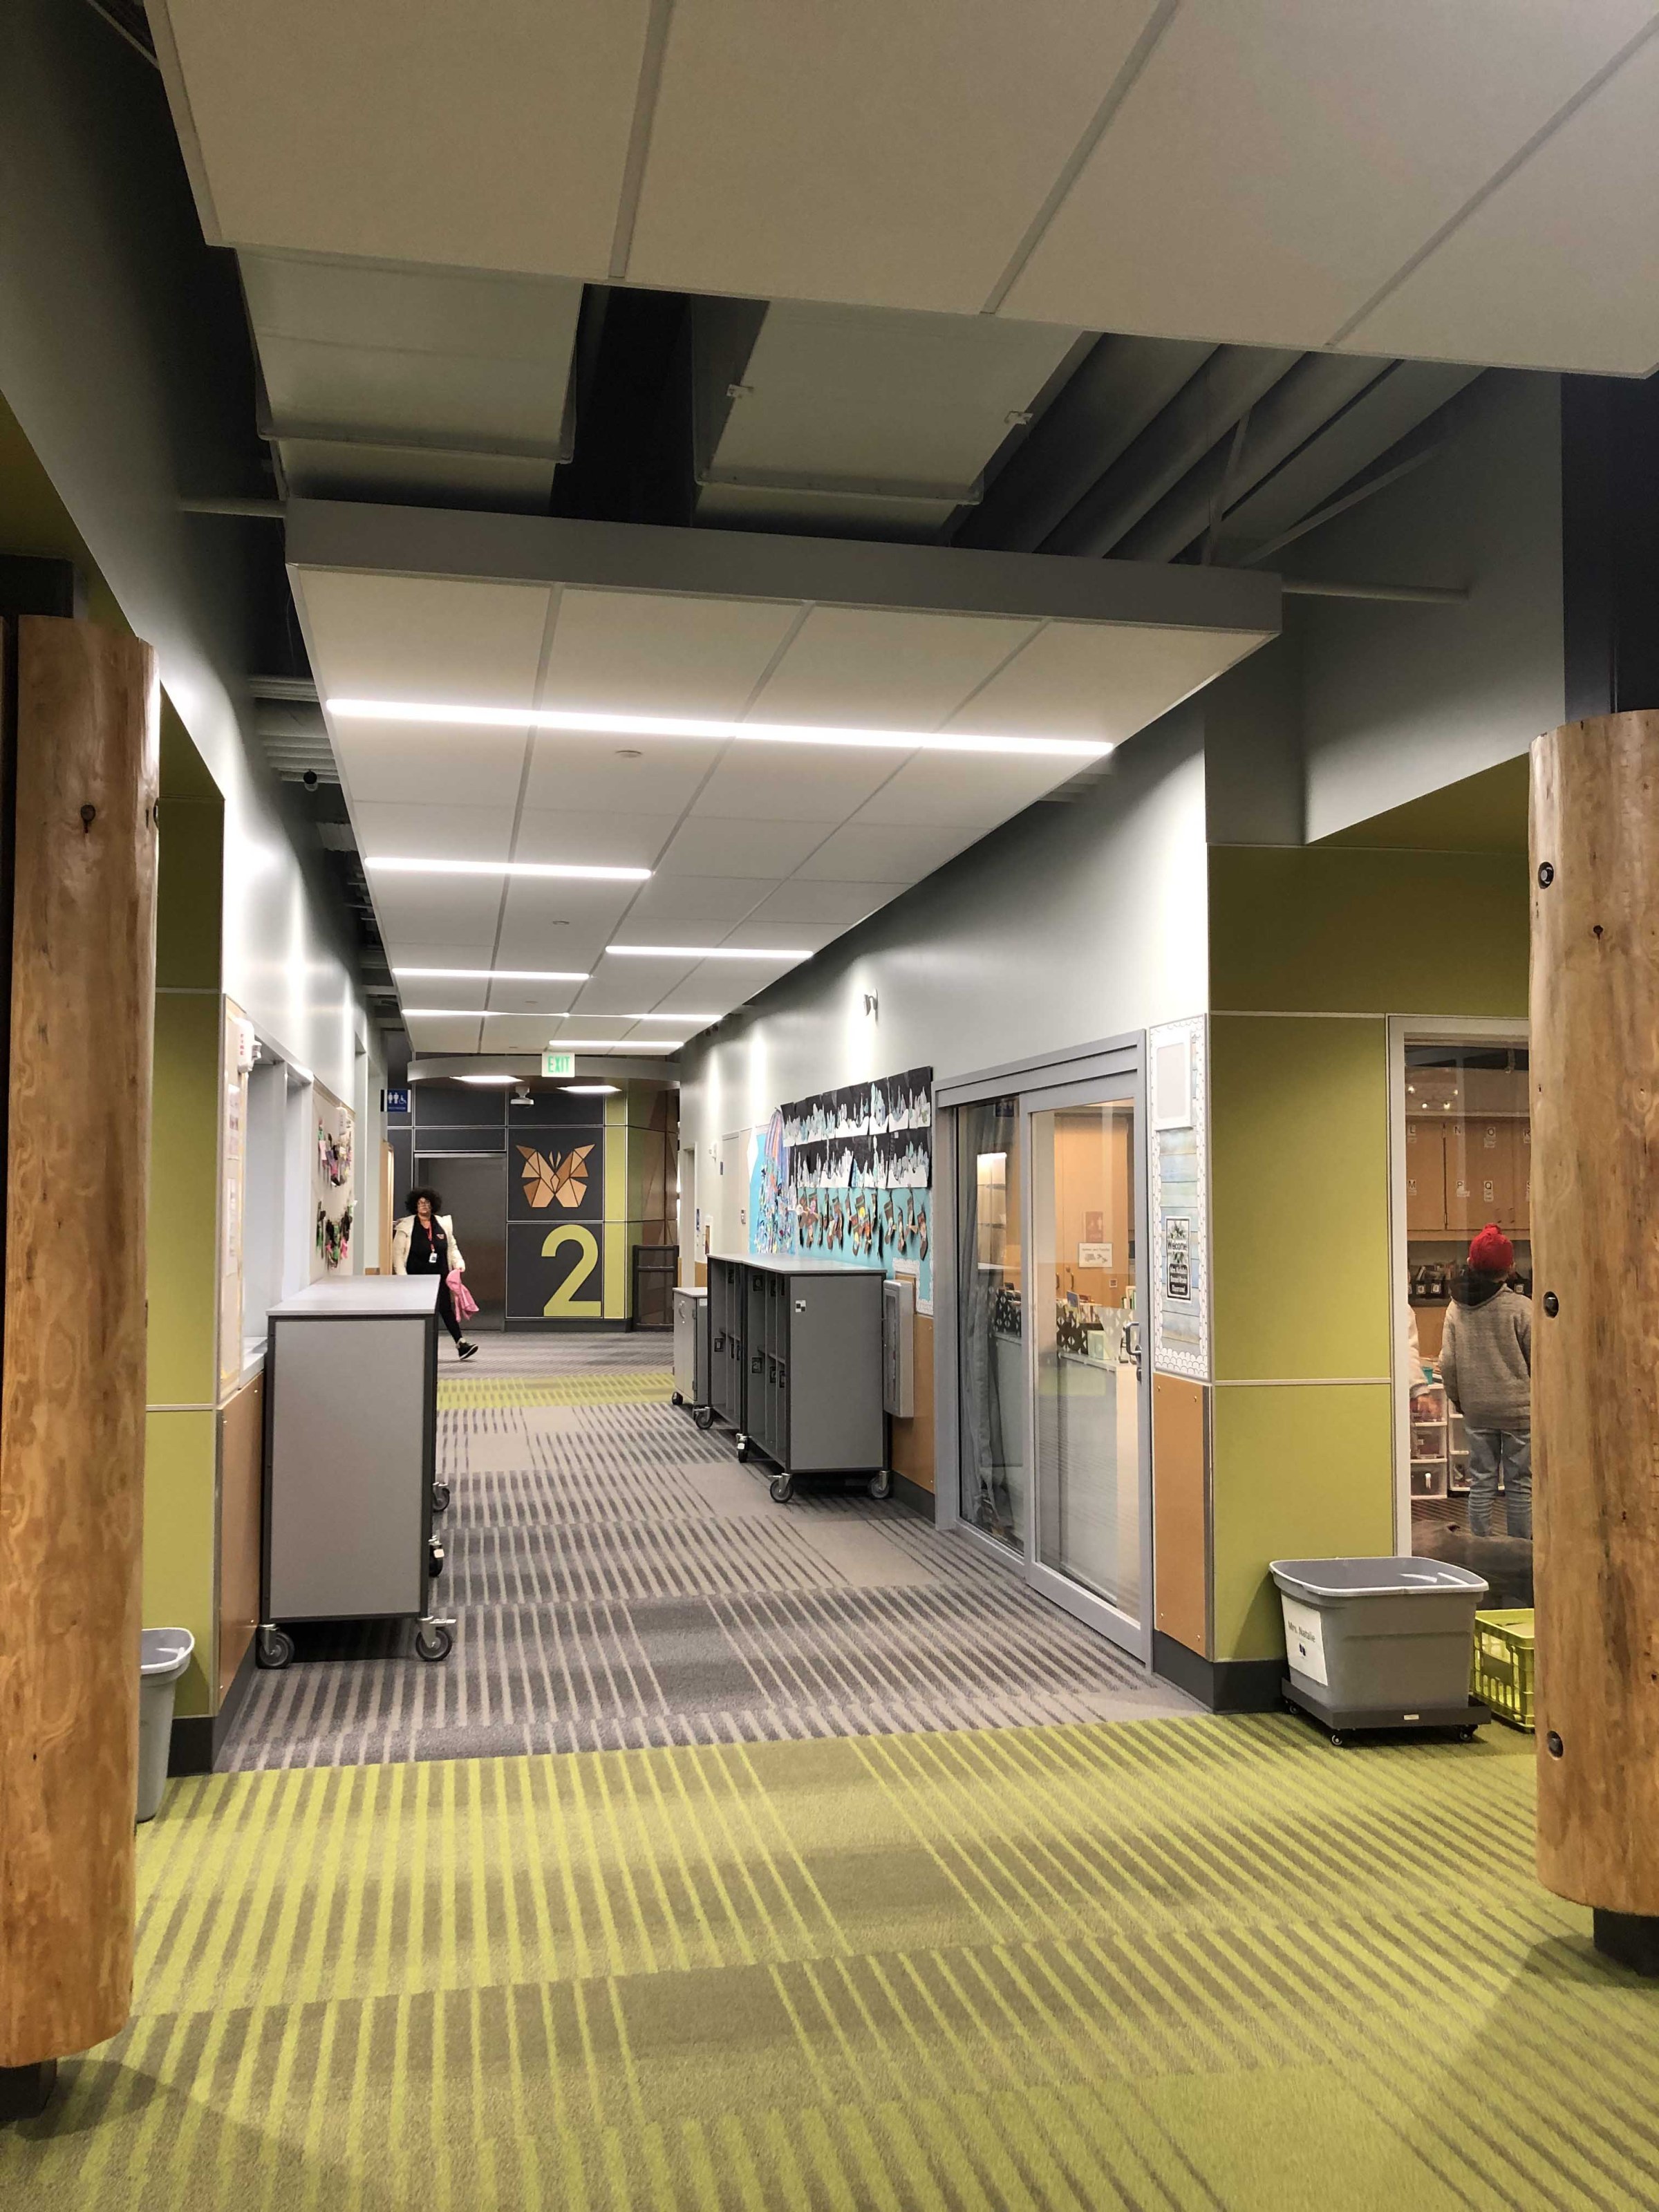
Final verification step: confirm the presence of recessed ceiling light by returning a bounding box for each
[368,856,650,881]
[457,1074,519,1085]
[605,944,810,962]
[563,1083,620,1095]
[330,697,1112,762]
[393,966,590,982]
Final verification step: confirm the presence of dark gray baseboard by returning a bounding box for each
[890,1470,934,1520]
[169,1629,260,1777]
[1153,1631,1284,1713]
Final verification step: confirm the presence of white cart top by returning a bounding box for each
[270,1276,440,1318]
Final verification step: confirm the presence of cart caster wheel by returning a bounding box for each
[693,1405,714,1431]
[869,1468,893,1502]
[736,1438,750,1463]
[431,1481,451,1515]
[671,1389,684,1407]
[428,1538,445,1579]
[1329,1730,1347,1747]
[415,1623,453,1663]
[258,1627,294,1671]
[769,1474,794,1505]
[1457,1725,1478,1742]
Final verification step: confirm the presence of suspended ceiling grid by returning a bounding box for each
[154,0,1659,375]
[286,505,1275,1060]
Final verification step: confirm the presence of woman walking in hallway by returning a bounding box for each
[391,1186,479,1360]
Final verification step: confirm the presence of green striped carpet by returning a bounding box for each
[436,1372,675,1409]
[6,1716,1653,2209]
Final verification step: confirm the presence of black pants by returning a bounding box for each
[435,1279,466,1346]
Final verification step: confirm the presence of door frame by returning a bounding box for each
[1387,1013,1530,1552]
[934,1032,1153,1663]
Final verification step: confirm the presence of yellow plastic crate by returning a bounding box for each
[1472,1609,1535,1732]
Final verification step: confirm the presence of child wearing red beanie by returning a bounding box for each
[1438,1223,1531,1537]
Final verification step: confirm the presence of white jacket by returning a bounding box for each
[391,1212,465,1276]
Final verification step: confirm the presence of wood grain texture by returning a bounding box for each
[889,1313,935,1494]
[0,617,159,2065]
[1532,713,1659,1914]
[217,1372,263,1703]
[1152,1371,1208,1656]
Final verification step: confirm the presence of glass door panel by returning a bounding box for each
[955,1095,1025,1550]
[1030,1098,1143,1621]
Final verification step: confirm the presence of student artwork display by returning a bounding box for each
[1149,1017,1210,1378]
[312,1084,356,1276]
[749,1065,934,1309]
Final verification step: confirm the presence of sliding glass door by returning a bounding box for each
[942,1044,1152,1663]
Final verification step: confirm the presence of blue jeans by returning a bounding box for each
[1465,1427,1531,1539]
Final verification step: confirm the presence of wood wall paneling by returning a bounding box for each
[0,617,159,2066]
[890,1313,935,1494]
[1531,713,1659,1919]
[217,1371,263,1702]
[1152,1371,1208,1656]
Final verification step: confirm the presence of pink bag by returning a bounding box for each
[447,1268,478,1319]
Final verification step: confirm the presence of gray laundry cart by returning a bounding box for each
[1271,1557,1490,1741]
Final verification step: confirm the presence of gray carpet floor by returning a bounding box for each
[222,1334,1195,1770]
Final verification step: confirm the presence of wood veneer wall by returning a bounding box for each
[0,616,159,2065]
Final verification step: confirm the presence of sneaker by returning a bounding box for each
[458,1340,479,1361]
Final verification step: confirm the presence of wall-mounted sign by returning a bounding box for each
[1078,1241,1114,1269]
[1150,1015,1210,1379]
[386,1087,410,1116]
[1164,1217,1192,1301]
[542,1049,574,1079]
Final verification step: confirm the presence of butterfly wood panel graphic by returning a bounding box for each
[518,1142,593,1210]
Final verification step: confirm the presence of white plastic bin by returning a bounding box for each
[138,1628,194,1823]
[1271,1557,1488,1726]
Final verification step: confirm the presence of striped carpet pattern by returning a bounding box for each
[224,1350,1192,1769]
[6,1716,1649,2210]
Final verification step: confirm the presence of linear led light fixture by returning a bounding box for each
[626,1012,721,1021]
[401,1008,574,1019]
[605,944,809,962]
[457,1074,519,1085]
[368,856,650,882]
[330,697,1112,762]
[393,965,591,982]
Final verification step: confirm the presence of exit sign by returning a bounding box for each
[542,1049,574,1078]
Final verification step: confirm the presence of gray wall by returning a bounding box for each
[679,702,1208,1156]
[1291,371,1564,841]
[0,0,371,1100]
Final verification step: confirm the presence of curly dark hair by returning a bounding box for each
[404,1185,444,1216]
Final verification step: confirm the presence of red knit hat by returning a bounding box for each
[1468,1223,1514,1275]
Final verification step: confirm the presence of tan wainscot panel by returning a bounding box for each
[1152,1371,1207,1656]
[218,1370,264,1701]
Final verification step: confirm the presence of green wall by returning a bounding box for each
[1203,841,1526,1665]
[142,1409,217,1717]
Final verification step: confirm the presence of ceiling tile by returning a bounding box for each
[948,620,1264,743]
[626,1,1162,312]
[740,880,903,929]
[513,808,683,870]
[623,877,778,925]
[299,570,552,704]
[654,817,830,880]
[383,939,505,975]
[495,877,640,941]
[404,1015,487,1054]
[753,604,1036,727]
[795,821,976,884]
[543,588,800,715]
[850,751,1073,827]
[399,975,487,1012]
[331,724,530,809]
[159,0,650,274]
[688,749,901,823]
[1340,34,1659,375]
[1002,0,1656,345]
[522,730,727,814]
[480,979,585,1016]
[369,873,503,948]
[353,800,514,864]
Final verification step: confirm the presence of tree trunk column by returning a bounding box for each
[0,616,159,2087]
[1531,711,1659,1972]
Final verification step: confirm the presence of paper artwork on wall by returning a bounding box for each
[312,1082,356,1276]
[749,1066,934,1309]
[1149,1017,1209,1379]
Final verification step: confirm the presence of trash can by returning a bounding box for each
[138,1628,194,1822]
[1271,1557,1489,1738]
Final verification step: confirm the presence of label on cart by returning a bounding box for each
[1282,1600,1329,1687]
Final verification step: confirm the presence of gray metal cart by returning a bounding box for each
[671,1284,713,1427]
[260,1276,453,1667]
[707,1254,888,1503]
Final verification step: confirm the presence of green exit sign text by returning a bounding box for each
[542,1049,574,1079]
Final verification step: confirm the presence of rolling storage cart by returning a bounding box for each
[707,1254,889,1503]
[259,1276,454,1667]
[1273,1556,1489,1741]
[672,1284,713,1427]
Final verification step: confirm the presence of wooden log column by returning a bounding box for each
[0,617,160,2097]
[1531,711,1659,1974]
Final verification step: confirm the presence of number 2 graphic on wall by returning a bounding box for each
[541,1223,601,1316]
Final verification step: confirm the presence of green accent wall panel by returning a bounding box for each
[142,1408,217,1716]
[156,796,223,991]
[1208,845,1528,1015]
[1210,1014,1390,1383]
[147,991,222,1407]
[1211,1383,1395,1661]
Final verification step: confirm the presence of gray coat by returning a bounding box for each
[1440,1278,1531,1433]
